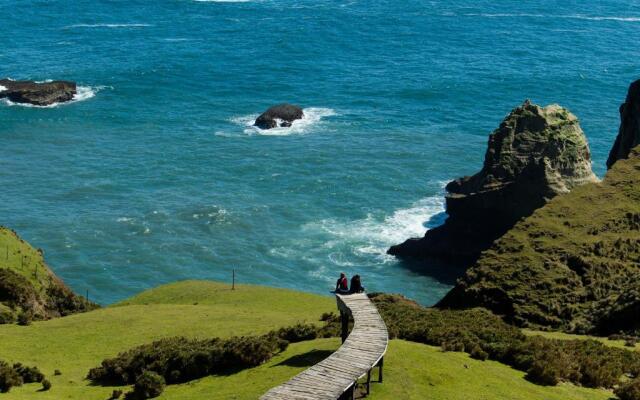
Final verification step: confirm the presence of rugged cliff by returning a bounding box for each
[389,101,598,264]
[438,145,640,334]
[608,79,640,169]
[0,227,97,323]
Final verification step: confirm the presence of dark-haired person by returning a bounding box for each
[350,274,365,294]
[335,272,349,293]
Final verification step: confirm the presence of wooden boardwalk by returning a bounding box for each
[260,293,388,400]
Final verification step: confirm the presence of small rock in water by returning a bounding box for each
[254,103,304,129]
[0,79,76,106]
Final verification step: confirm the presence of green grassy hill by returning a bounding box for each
[439,146,640,335]
[0,280,613,400]
[0,227,95,323]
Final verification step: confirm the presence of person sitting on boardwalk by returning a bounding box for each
[350,274,365,294]
[335,272,349,294]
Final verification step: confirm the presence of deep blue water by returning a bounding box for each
[1,0,639,305]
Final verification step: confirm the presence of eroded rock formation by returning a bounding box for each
[607,79,640,169]
[388,101,598,265]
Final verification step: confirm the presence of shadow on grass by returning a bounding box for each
[274,349,335,368]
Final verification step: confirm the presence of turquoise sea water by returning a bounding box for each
[2,0,639,305]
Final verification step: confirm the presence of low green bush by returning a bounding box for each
[88,332,288,386]
[370,293,640,391]
[0,360,46,393]
[127,371,165,399]
[276,323,318,343]
[13,363,44,383]
[41,379,51,391]
[0,361,22,393]
[616,378,640,400]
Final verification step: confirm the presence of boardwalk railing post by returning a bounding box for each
[340,310,349,343]
[378,356,384,383]
[367,369,371,395]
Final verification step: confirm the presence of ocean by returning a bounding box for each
[1,0,639,305]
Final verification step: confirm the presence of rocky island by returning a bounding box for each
[0,79,76,106]
[254,103,304,129]
[388,101,598,265]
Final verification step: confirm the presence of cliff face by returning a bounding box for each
[0,227,97,323]
[388,101,598,264]
[437,146,640,334]
[607,79,640,169]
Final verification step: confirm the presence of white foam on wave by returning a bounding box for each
[1,85,107,108]
[465,13,640,22]
[0,85,6,92]
[221,107,336,137]
[65,23,152,28]
[302,187,447,264]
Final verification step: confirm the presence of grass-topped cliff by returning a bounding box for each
[439,146,640,335]
[0,227,96,324]
[0,280,613,400]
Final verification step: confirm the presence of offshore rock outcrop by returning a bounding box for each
[607,79,640,169]
[388,101,598,265]
[254,104,304,129]
[0,79,76,106]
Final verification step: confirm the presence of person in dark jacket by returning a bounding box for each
[335,272,349,293]
[349,274,365,294]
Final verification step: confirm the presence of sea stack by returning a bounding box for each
[0,79,76,106]
[607,79,640,169]
[254,103,304,129]
[388,100,598,265]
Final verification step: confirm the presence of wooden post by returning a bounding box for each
[232,269,235,290]
[341,311,349,343]
[366,370,371,395]
[378,357,384,383]
[86,289,89,303]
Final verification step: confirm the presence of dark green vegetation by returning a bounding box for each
[0,227,97,324]
[438,146,640,335]
[88,321,341,398]
[372,293,640,395]
[0,361,47,393]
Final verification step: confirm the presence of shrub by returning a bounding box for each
[17,310,32,326]
[54,369,62,376]
[0,309,15,324]
[277,324,318,343]
[88,332,288,386]
[110,389,123,399]
[41,379,51,391]
[0,361,22,393]
[616,378,640,400]
[129,371,165,399]
[370,293,640,391]
[469,345,489,361]
[13,363,44,383]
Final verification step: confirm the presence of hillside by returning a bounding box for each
[438,146,640,334]
[0,227,96,323]
[0,280,613,400]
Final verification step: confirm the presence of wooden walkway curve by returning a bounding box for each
[261,293,388,400]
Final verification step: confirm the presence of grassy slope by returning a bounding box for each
[0,227,50,292]
[439,147,640,333]
[0,280,612,400]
